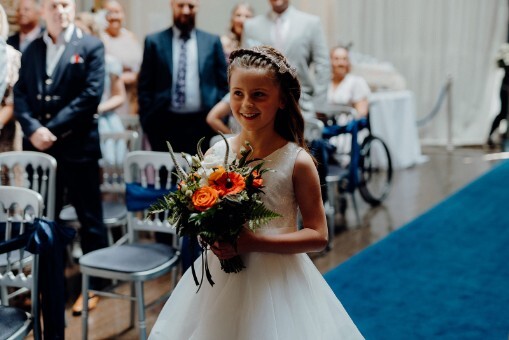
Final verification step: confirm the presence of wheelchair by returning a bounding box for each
[309,103,393,227]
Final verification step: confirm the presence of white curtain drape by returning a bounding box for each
[97,0,507,146]
[299,0,508,145]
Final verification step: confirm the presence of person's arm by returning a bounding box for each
[352,76,371,118]
[212,150,328,259]
[0,95,14,127]
[206,100,232,134]
[120,69,138,86]
[97,73,126,114]
[0,102,13,140]
[353,98,369,118]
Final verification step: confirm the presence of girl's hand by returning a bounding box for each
[210,241,237,260]
[210,227,258,259]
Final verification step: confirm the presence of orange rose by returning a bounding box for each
[251,171,263,188]
[212,172,246,197]
[208,166,226,185]
[192,186,219,211]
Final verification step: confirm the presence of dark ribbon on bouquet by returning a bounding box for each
[125,183,213,290]
[190,237,214,292]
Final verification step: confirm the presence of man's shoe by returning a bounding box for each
[72,293,99,316]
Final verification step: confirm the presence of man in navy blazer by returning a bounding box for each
[138,0,227,272]
[14,0,107,323]
[138,0,228,155]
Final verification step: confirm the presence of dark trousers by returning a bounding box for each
[55,159,107,289]
[147,111,213,154]
[145,111,209,271]
[489,79,509,139]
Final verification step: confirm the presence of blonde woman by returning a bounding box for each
[220,2,254,60]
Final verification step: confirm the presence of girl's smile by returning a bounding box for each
[229,68,284,130]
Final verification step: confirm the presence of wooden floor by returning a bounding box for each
[32,145,500,339]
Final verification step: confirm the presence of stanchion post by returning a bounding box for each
[446,75,454,152]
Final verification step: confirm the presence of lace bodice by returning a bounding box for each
[209,140,303,233]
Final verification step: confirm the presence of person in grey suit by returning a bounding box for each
[242,0,330,118]
[138,0,228,154]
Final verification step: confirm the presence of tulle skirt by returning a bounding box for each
[149,251,364,340]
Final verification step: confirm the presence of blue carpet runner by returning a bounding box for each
[324,160,509,339]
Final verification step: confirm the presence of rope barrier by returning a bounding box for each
[416,77,452,127]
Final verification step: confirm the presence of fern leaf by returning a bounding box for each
[248,204,281,230]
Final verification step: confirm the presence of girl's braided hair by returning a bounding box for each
[228,46,306,148]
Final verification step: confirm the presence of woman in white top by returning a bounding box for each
[101,0,142,117]
[327,45,370,118]
[75,11,127,167]
[325,45,371,165]
[220,2,254,61]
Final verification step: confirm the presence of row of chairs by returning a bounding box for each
[0,142,188,338]
[0,131,141,251]
[80,150,186,339]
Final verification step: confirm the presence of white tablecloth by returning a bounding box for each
[369,90,427,169]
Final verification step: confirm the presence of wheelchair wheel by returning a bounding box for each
[358,135,393,205]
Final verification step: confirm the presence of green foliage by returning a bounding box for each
[148,137,281,279]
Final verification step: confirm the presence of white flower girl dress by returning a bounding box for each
[149,141,364,340]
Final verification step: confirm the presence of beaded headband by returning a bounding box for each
[229,46,298,79]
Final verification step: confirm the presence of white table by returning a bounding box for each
[369,90,428,169]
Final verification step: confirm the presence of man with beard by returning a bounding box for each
[138,0,227,272]
[138,0,228,154]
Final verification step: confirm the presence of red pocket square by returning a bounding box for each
[70,54,84,64]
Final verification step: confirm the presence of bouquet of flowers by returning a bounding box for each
[149,134,281,289]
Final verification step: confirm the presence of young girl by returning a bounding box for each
[149,46,364,339]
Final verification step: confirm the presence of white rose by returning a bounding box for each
[201,153,224,169]
[201,150,236,169]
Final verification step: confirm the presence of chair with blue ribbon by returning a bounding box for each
[79,150,188,339]
[0,186,75,340]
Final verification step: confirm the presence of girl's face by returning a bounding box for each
[330,47,350,77]
[231,5,253,36]
[229,67,285,133]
